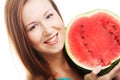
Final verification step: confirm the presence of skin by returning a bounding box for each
[84,62,120,80]
[22,0,65,55]
[22,0,81,79]
[22,0,120,79]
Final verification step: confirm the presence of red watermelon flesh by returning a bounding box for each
[65,9,120,72]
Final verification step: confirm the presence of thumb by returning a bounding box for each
[105,62,120,79]
[92,65,102,74]
[84,65,102,80]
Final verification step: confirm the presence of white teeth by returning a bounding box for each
[44,33,59,45]
[47,35,57,43]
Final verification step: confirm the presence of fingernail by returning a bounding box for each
[92,65,102,74]
[118,62,120,64]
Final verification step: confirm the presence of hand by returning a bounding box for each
[114,72,120,80]
[84,62,120,80]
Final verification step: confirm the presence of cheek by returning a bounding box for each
[58,20,66,39]
[27,31,42,46]
[59,22,66,36]
[62,26,66,41]
[55,19,65,32]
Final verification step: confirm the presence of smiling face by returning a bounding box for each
[22,0,65,55]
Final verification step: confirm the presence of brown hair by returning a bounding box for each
[4,0,62,80]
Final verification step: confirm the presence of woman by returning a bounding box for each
[4,0,120,80]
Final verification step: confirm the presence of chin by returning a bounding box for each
[45,44,64,54]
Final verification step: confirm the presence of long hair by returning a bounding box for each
[4,0,63,80]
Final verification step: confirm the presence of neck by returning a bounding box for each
[41,51,83,80]
[42,51,71,74]
[43,51,68,68]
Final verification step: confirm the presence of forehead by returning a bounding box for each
[22,0,53,25]
[23,0,52,13]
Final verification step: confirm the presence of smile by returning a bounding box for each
[44,33,59,45]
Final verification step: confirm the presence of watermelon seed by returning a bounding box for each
[114,36,120,45]
[80,25,84,27]
[112,25,117,30]
[88,50,92,53]
[84,43,87,46]
[109,31,113,35]
[117,39,120,44]
[100,59,104,66]
[81,36,85,39]
[116,39,120,45]
[114,36,118,40]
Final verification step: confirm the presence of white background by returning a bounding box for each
[0,0,120,80]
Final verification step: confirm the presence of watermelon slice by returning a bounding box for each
[65,9,120,75]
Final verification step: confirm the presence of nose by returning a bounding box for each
[42,22,53,36]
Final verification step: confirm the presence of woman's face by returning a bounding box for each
[22,0,65,55]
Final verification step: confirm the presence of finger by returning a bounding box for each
[84,73,97,80]
[105,62,120,79]
[92,65,102,74]
[114,72,120,80]
[97,75,110,80]
[84,65,102,80]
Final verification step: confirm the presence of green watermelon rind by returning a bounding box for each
[65,9,120,75]
[99,58,120,75]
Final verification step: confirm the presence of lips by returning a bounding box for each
[44,33,59,45]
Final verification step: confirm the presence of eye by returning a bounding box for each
[29,23,39,31]
[46,13,53,19]
[30,25,35,31]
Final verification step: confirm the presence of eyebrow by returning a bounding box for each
[43,9,53,17]
[25,9,53,28]
[25,22,37,28]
